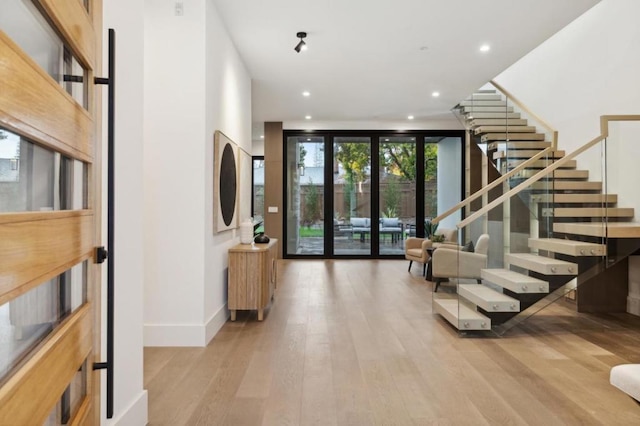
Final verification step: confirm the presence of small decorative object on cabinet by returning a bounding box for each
[254,232,270,244]
[228,239,278,321]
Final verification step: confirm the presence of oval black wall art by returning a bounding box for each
[219,143,237,226]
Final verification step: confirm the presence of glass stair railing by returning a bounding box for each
[432,114,640,336]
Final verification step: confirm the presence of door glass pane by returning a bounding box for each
[0,261,88,381]
[252,158,265,233]
[286,137,325,255]
[334,137,371,255]
[0,128,85,212]
[43,359,88,425]
[379,137,416,255]
[0,0,89,109]
[425,139,439,223]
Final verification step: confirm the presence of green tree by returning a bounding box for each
[303,178,321,228]
[379,143,437,182]
[335,142,370,218]
[382,178,400,217]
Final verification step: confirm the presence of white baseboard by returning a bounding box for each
[144,304,229,347]
[144,322,205,347]
[106,390,148,426]
[628,294,640,316]
[205,303,229,345]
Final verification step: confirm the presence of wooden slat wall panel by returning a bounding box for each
[35,0,96,69]
[0,305,93,425]
[0,210,94,305]
[0,32,93,163]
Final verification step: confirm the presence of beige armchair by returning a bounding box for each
[405,228,458,276]
[432,234,490,292]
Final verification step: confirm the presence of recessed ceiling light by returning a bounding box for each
[302,91,310,97]
[305,115,312,120]
[432,91,440,97]
[480,44,490,52]
[385,138,390,142]
[307,138,311,141]
[260,135,264,139]
[408,115,414,120]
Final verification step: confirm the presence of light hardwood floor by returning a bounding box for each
[145,260,640,425]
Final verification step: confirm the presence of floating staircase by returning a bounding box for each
[434,90,640,333]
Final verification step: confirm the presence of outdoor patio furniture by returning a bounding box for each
[350,217,371,242]
[380,217,403,243]
[334,219,353,238]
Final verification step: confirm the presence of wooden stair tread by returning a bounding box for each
[465,94,502,101]
[552,207,634,218]
[506,159,576,169]
[533,193,617,203]
[471,118,528,127]
[553,222,640,238]
[494,150,564,159]
[513,169,588,179]
[459,285,520,312]
[507,253,578,275]
[483,133,546,142]
[459,100,507,107]
[433,297,491,330]
[481,269,549,293]
[528,238,606,256]
[529,181,602,191]
[489,141,552,151]
[465,112,521,119]
[461,106,515,113]
[475,126,536,134]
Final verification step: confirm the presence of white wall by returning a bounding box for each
[103,0,148,424]
[203,0,252,343]
[143,0,251,346]
[437,137,462,230]
[494,0,640,314]
[495,0,640,202]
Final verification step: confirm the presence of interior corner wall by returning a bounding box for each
[203,0,252,344]
[493,0,640,314]
[103,0,148,424]
[143,0,207,346]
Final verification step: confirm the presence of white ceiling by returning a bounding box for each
[212,0,600,136]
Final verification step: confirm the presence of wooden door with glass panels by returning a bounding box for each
[0,0,102,424]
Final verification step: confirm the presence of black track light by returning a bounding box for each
[294,31,307,53]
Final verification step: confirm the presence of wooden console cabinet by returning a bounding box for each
[228,239,278,321]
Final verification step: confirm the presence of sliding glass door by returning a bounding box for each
[378,137,417,255]
[334,137,371,255]
[285,136,325,255]
[283,131,463,258]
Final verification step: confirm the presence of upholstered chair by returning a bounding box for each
[432,234,490,292]
[405,228,459,276]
